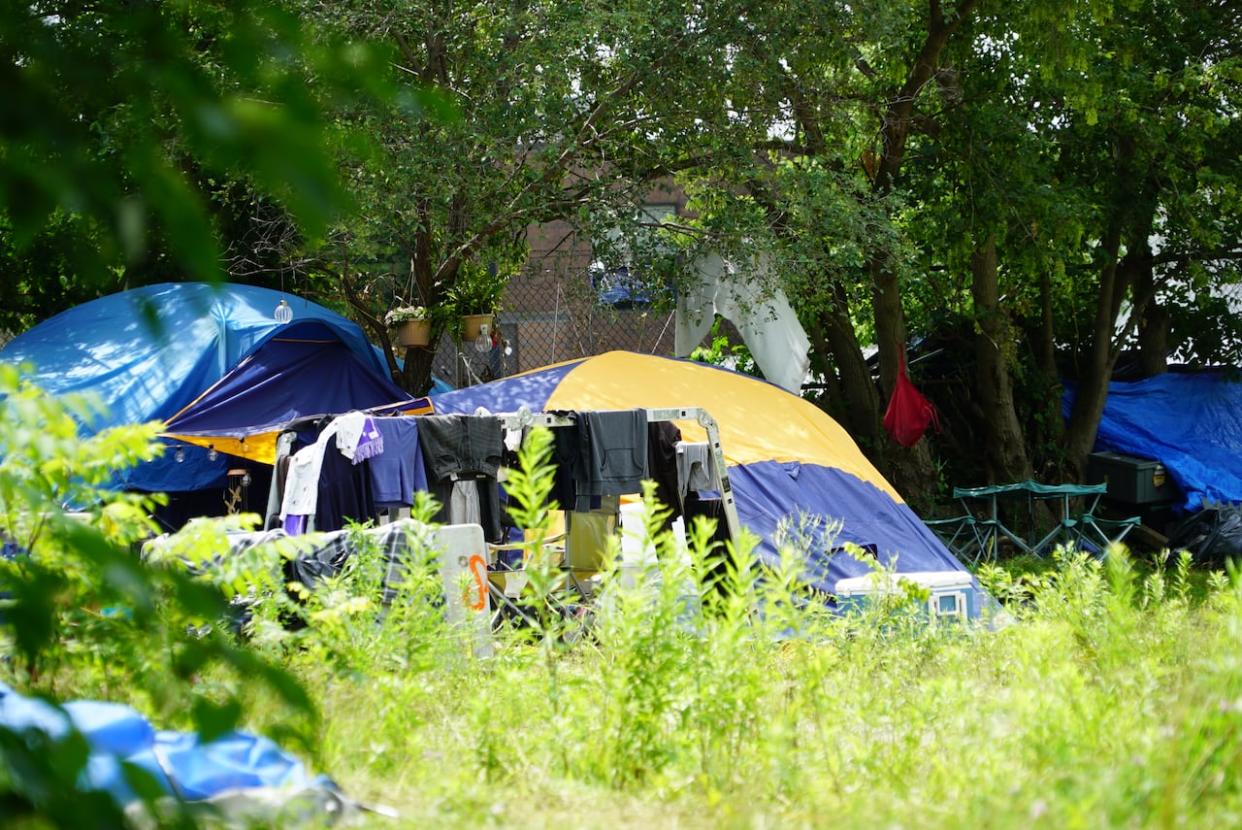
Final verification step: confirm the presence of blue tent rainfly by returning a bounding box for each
[0,283,415,492]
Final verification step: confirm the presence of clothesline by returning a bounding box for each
[263,406,742,566]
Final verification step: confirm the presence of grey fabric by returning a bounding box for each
[419,414,504,543]
[417,415,502,481]
[449,479,481,526]
[264,432,298,530]
[674,252,811,393]
[676,441,715,496]
[574,410,648,511]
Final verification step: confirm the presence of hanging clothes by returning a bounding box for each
[367,418,428,508]
[417,415,504,542]
[548,410,649,512]
[280,428,340,528]
[333,412,384,463]
[313,447,376,533]
[265,431,298,530]
[574,410,649,511]
[882,356,941,448]
[676,441,716,498]
[418,415,503,481]
[647,421,683,529]
[279,413,381,531]
[549,418,580,510]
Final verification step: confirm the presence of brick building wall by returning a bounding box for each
[432,182,689,386]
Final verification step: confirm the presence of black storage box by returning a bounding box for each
[1086,451,1179,505]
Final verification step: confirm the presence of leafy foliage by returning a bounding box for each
[243,430,1242,828]
[0,0,417,333]
[0,369,315,824]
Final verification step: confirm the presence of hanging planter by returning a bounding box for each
[460,313,494,342]
[448,260,506,346]
[385,306,432,349]
[395,319,432,347]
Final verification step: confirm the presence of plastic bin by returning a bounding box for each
[1086,451,1178,505]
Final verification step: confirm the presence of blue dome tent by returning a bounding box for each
[0,283,423,491]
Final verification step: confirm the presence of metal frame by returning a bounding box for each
[495,406,741,542]
[266,405,742,542]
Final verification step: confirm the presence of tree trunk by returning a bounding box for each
[801,2,977,495]
[1137,303,1170,376]
[807,328,849,426]
[401,346,437,396]
[1037,268,1057,380]
[971,235,1033,483]
[821,283,883,449]
[872,262,906,399]
[397,198,445,396]
[1063,223,1124,473]
[855,2,975,494]
[1136,264,1169,376]
[1064,158,1159,473]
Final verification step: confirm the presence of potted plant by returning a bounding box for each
[385,305,432,348]
[449,263,506,341]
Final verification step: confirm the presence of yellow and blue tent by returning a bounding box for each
[430,351,967,592]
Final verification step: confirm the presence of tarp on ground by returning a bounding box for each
[1064,371,1242,511]
[430,351,969,594]
[0,283,413,491]
[0,681,338,812]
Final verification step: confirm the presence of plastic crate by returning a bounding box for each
[1086,451,1179,505]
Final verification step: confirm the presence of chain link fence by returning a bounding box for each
[428,220,681,388]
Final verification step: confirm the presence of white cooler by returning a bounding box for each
[833,570,978,621]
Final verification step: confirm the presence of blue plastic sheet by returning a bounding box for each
[1064,371,1242,511]
[0,682,331,807]
[0,283,400,492]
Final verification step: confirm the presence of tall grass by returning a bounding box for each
[244,432,1242,828]
[8,416,1242,827]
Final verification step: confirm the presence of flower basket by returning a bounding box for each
[395,319,432,348]
[461,313,494,341]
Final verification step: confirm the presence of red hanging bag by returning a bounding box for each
[882,355,941,448]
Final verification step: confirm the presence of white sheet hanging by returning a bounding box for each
[674,252,811,393]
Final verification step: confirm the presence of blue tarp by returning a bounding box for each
[1065,371,1242,511]
[0,682,333,808]
[592,265,653,308]
[0,283,405,492]
[1,283,386,427]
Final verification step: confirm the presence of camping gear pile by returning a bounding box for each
[1167,505,1242,567]
[1,286,974,606]
[430,352,969,596]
